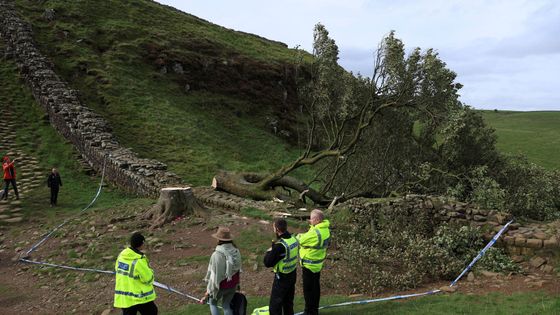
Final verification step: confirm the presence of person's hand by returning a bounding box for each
[199,292,209,304]
[266,247,272,252]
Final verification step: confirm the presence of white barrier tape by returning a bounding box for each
[20,259,202,303]
[294,289,441,315]
[154,281,202,303]
[294,219,514,314]
[19,155,204,304]
[20,258,115,275]
[450,219,513,287]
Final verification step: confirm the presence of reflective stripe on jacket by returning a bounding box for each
[273,236,298,274]
[114,247,156,308]
[297,219,331,273]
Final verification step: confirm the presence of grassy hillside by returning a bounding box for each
[13,0,311,186]
[0,49,146,215]
[480,110,560,170]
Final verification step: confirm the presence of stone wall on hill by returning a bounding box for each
[0,2,181,197]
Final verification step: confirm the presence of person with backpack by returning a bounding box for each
[263,218,298,315]
[2,156,19,200]
[202,226,242,315]
[47,168,62,207]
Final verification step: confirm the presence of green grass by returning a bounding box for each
[165,292,560,314]
[12,0,313,186]
[240,207,273,221]
[480,110,560,170]
[0,52,146,217]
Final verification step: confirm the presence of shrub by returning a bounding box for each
[334,202,519,293]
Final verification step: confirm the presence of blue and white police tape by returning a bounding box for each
[450,219,513,287]
[20,258,202,303]
[20,258,115,275]
[25,157,107,256]
[294,218,514,314]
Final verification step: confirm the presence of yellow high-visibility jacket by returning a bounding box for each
[114,247,156,308]
[297,219,331,273]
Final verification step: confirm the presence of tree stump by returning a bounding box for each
[143,187,206,229]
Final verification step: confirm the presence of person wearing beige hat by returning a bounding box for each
[201,226,242,315]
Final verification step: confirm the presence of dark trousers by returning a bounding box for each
[50,187,59,205]
[269,270,296,315]
[122,301,158,315]
[2,179,19,199]
[302,267,321,315]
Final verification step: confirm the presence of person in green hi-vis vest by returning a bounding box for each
[296,209,330,315]
[263,218,299,315]
[114,232,158,315]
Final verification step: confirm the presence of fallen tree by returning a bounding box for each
[213,25,463,206]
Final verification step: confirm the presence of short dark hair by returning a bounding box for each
[130,232,145,249]
[274,218,288,233]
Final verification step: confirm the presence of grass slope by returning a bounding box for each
[480,110,560,170]
[0,52,145,216]
[13,0,311,186]
[168,292,560,315]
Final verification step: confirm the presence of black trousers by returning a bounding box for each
[302,267,321,315]
[2,179,18,199]
[269,270,296,315]
[122,301,158,315]
[50,187,59,205]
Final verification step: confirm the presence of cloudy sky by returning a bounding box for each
[157,0,560,111]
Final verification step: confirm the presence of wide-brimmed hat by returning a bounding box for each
[212,227,233,241]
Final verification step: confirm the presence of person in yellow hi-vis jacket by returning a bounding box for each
[296,209,330,315]
[114,232,158,315]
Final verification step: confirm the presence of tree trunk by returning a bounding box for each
[143,187,207,229]
[212,171,331,205]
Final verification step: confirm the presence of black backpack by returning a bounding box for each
[231,292,247,315]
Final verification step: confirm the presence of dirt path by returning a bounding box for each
[0,201,559,315]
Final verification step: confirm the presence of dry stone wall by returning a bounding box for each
[337,195,560,252]
[0,2,181,197]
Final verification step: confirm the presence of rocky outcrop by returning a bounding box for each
[0,2,181,197]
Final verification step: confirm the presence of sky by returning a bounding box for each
[157,0,560,111]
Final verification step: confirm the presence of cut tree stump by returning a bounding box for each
[143,187,207,229]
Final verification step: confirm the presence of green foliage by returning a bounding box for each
[446,166,506,210]
[335,201,519,293]
[495,155,560,220]
[439,106,499,172]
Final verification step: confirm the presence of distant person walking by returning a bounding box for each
[202,226,242,315]
[297,209,331,315]
[114,232,158,315]
[2,156,19,200]
[263,218,298,315]
[47,168,62,207]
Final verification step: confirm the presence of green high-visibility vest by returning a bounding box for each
[297,219,331,273]
[114,247,156,308]
[273,235,299,274]
[252,306,269,314]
